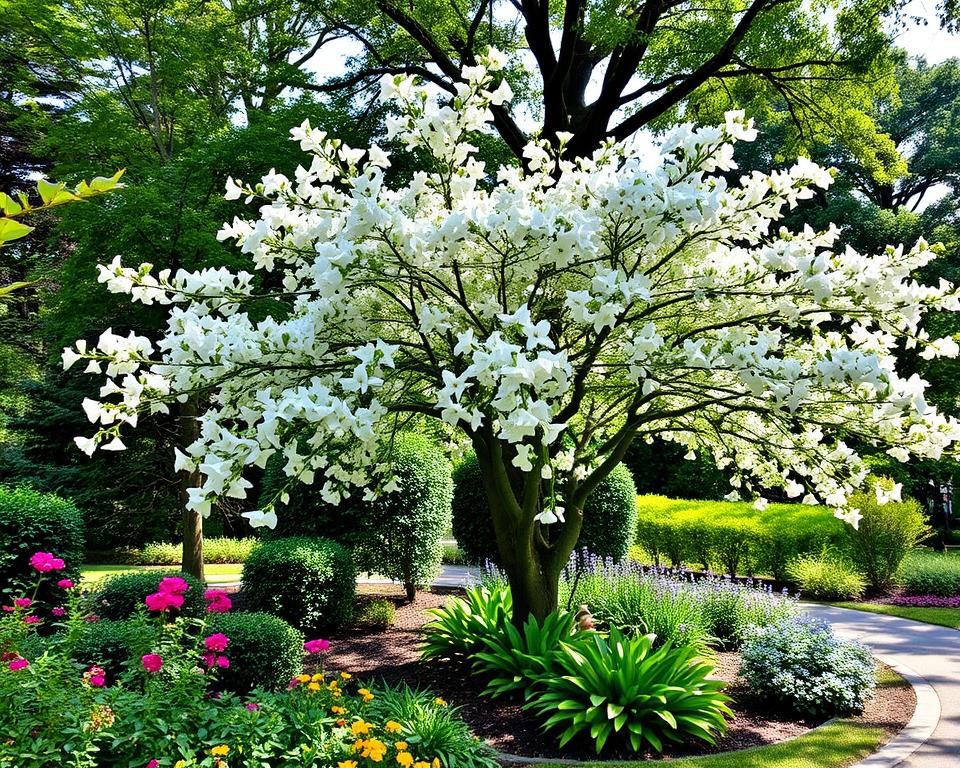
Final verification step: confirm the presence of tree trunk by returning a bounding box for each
[177,397,205,581]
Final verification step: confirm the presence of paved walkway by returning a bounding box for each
[803,603,959,767]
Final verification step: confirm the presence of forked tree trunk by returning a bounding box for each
[177,397,205,581]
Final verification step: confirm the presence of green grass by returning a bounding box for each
[833,600,960,629]
[81,563,242,585]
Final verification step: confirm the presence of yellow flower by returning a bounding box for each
[329,679,341,690]
[339,762,358,768]
[394,741,408,751]
[312,673,324,682]
[396,751,414,767]
[341,671,352,680]
[211,745,230,757]
[332,706,347,715]
[297,674,311,684]
[174,762,186,768]
[361,738,388,762]
[415,762,431,768]
[351,720,372,736]
[358,687,374,702]
[432,759,441,768]
[384,721,402,734]
[308,682,321,692]
[433,697,447,707]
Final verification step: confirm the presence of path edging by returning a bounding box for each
[848,654,940,768]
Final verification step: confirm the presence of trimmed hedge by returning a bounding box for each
[207,611,304,694]
[361,433,453,599]
[0,486,84,604]
[94,571,206,620]
[241,536,355,632]
[634,495,846,579]
[137,537,260,565]
[452,455,638,565]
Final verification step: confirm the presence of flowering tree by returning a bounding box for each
[66,54,960,620]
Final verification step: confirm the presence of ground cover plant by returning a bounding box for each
[0,550,488,768]
[898,549,960,596]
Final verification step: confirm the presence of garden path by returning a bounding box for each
[803,603,957,767]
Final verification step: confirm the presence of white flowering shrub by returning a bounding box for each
[64,51,960,618]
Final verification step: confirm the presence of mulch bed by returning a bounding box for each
[314,588,916,761]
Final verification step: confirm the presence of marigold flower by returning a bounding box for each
[297,673,311,683]
[351,720,372,736]
[433,697,447,707]
[332,706,347,714]
[358,687,374,702]
[339,761,358,768]
[337,718,347,726]
[360,738,387,761]
[308,682,321,692]
[394,741,408,750]
[414,762,431,768]
[384,721,402,733]
[432,759,441,768]
[312,673,324,682]
[396,751,414,767]
[340,671,352,680]
[211,745,230,756]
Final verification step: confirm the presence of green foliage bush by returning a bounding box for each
[786,551,866,600]
[94,570,205,620]
[452,454,638,564]
[354,598,397,628]
[362,434,453,598]
[528,627,732,754]
[241,536,355,632]
[366,683,498,768]
[843,484,931,591]
[634,495,846,579]
[0,486,84,602]
[70,618,159,678]
[207,611,304,694]
[899,550,960,596]
[741,616,875,717]
[138,537,260,565]
[421,584,512,660]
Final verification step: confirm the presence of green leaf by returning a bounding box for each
[0,217,34,245]
[0,192,21,216]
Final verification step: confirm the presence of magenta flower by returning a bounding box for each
[142,654,164,673]
[157,576,190,595]
[146,761,160,768]
[216,655,230,669]
[57,579,75,589]
[1,606,12,613]
[89,674,106,687]
[8,658,28,671]
[204,633,230,652]
[52,607,66,617]
[304,639,330,654]
[204,588,232,613]
[246,702,261,711]
[14,598,32,608]
[84,614,100,622]
[30,551,65,572]
[23,616,39,625]
[145,591,184,612]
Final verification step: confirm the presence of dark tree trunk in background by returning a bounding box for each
[177,397,204,581]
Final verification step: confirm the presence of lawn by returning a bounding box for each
[833,600,960,629]
[80,563,242,585]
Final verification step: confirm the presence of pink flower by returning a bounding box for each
[7,658,28,671]
[202,652,216,668]
[1,606,12,613]
[246,702,260,711]
[52,607,66,617]
[203,589,232,613]
[23,616,39,625]
[204,633,230,652]
[304,639,330,654]
[216,655,229,669]
[89,674,106,687]
[157,576,189,595]
[146,761,160,768]
[145,591,184,612]
[57,579,75,589]
[30,552,65,572]
[142,654,164,673]
[14,598,32,608]
[84,614,100,622]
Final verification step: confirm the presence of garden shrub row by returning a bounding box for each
[634,494,847,579]
[137,537,260,565]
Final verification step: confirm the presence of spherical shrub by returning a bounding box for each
[95,570,205,620]
[71,618,158,678]
[740,616,875,717]
[362,433,453,599]
[452,454,637,564]
[0,486,84,602]
[786,551,867,600]
[207,611,304,694]
[241,537,355,632]
[354,597,397,628]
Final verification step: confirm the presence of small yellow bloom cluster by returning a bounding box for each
[358,687,374,703]
[343,718,442,768]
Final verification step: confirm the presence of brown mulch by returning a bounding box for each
[316,590,916,761]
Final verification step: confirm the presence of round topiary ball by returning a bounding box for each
[94,570,205,620]
[0,486,84,605]
[207,611,304,694]
[241,537,355,632]
[452,455,638,564]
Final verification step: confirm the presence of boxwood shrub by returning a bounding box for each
[241,537,355,632]
[207,611,304,694]
[0,486,84,604]
[94,571,205,620]
[453,455,638,564]
[70,619,159,678]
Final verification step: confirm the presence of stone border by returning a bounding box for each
[494,654,939,767]
[849,654,940,768]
